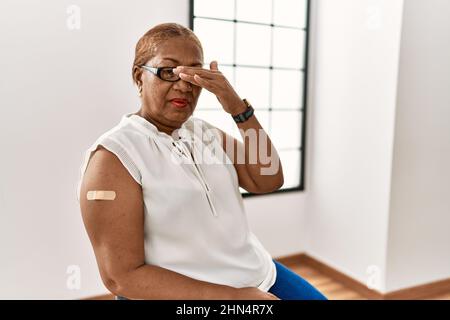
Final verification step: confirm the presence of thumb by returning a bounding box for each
[210,60,219,71]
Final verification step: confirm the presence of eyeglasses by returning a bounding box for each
[138,65,181,82]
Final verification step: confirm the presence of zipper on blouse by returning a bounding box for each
[173,140,218,217]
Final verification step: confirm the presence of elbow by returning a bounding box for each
[101,263,147,298]
[275,181,284,191]
[270,179,284,192]
[253,178,284,194]
[103,277,120,296]
[265,172,284,193]
[275,174,284,190]
[273,169,284,191]
[102,273,126,297]
[259,164,284,193]
[100,267,134,298]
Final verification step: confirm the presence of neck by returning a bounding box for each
[134,109,179,136]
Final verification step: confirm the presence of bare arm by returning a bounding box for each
[215,121,284,194]
[79,146,239,299]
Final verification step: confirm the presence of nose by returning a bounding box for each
[173,78,193,92]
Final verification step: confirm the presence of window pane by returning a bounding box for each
[236,23,271,66]
[270,110,302,149]
[273,28,306,69]
[278,149,301,188]
[194,18,234,65]
[220,65,235,87]
[197,89,221,110]
[235,66,270,110]
[271,69,303,109]
[273,0,308,28]
[194,0,235,20]
[236,0,271,24]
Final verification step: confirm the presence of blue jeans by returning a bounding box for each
[268,259,327,300]
[116,259,328,300]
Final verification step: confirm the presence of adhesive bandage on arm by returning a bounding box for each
[86,190,116,201]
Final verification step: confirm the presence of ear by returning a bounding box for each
[133,65,143,87]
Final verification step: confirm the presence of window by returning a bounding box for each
[190,0,310,196]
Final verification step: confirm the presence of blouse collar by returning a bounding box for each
[122,112,193,143]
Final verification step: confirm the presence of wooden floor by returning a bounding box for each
[285,260,450,300]
[285,261,366,300]
[92,261,450,300]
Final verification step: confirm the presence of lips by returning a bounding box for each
[170,98,188,108]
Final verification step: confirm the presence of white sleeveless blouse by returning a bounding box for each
[76,112,276,291]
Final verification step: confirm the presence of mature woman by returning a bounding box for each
[77,23,326,300]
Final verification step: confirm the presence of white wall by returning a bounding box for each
[244,192,306,258]
[304,0,405,292]
[385,0,450,292]
[0,0,187,300]
[0,0,304,299]
[305,0,450,294]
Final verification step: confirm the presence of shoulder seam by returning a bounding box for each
[98,137,142,186]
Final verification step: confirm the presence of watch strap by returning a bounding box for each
[232,99,254,123]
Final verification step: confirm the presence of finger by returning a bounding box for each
[179,73,215,92]
[192,74,216,92]
[210,60,219,71]
[189,74,215,94]
[178,73,202,86]
[174,67,216,79]
[175,67,219,79]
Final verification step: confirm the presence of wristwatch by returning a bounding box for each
[232,98,254,123]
